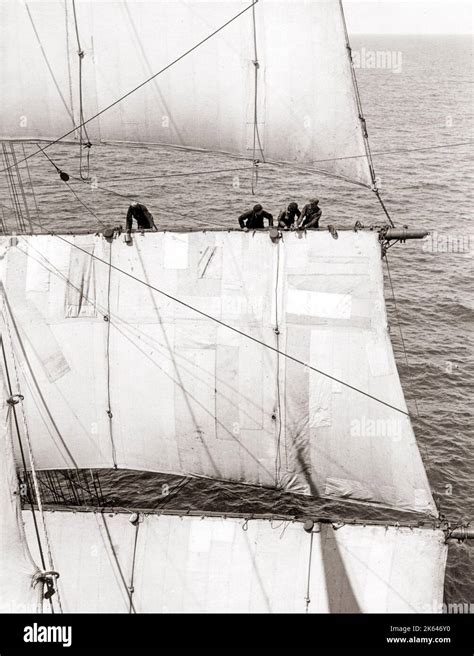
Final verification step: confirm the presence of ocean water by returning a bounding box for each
[2,35,473,607]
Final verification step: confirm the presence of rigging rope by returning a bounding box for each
[0,336,48,575]
[250,3,264,194]
[71,0,92,180]
[305,531,313,613]
[23,1,75,127]
[100,510,136,613]
[339,0,399,225]
[1,1,260,175]
[339,0,377,188]
[105,240,118,469]
[384,252,421,419]
[21,143,41,226]
[128,519,140,614]
[18,223,411,417]
[273,242,283,486]
[1,313,63,612]
[374,190,395,228]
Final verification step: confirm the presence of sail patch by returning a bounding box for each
[65,242,97,318]
[287,289,352,319]
[164,233,189,269]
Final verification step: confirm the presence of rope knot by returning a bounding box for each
[78,50,85,59]
[106,409,113,419]
[7,394,24,406]
[252,59,260,69]
[33,570,60,599]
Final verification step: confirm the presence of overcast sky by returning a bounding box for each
[343,0,473,34]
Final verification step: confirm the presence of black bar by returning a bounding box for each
[0,613,472,654]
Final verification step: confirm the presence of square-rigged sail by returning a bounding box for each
[1,231,436,516]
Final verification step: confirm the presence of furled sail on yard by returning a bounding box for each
[24,512,448,613]
[1,231,436,515]
[0,0,373,186]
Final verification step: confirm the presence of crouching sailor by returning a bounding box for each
[297,198,322,229]
[278,202,301,230]
[238,204,273,231]
[126,201,157,233]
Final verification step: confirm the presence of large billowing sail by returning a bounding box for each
[0,369,39,612]
[1,231,436,515]
[23,512,447,613]
[0,0,373,186]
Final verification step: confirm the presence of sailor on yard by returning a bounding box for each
[126,202,157,232]
[238,204,274,231]
[277,202,301,230]
[297,198,322,229]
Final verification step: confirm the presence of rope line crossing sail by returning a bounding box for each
[15,226,411,418]
[1,324,62,612]
[0,0,259,175]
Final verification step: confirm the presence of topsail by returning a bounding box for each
[1,230,436,516]
[0,0,373,187]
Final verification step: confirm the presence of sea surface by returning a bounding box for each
[2,35,473,607]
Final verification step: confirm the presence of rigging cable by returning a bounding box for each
[71,0,92,180]
[23,1,76,127]
[0,336,49,585]
[384,252,421,419]
[9,143,33,232]
[128,518,140,614]
[339,0,395,226]
[305,531,314,613]
[250,2,265,194]
[273,241,283,486]
[100,510,137,613]
[1,0,260,175]
[1,314,63,612]
[19,219,412,417]
[64,0,75,124]
[105,240,118,469]
[2,143,25,232]
[21,143,41,226]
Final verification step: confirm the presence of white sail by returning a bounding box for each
[23,511,448,613]
[0,367,39,612]
[2,231,436,515]
[0,0,373,187]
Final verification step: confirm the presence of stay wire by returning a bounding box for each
[105,241,118,469]
[71,0,92,180]
[250,3,264,194]
[274,243,283,486]
[384,252,421,418]
[0,1,259,175]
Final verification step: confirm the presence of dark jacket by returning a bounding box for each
[298,203,322,228]
[126,204,155,231]
[238,209,273,230]
[278,207,301,227]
